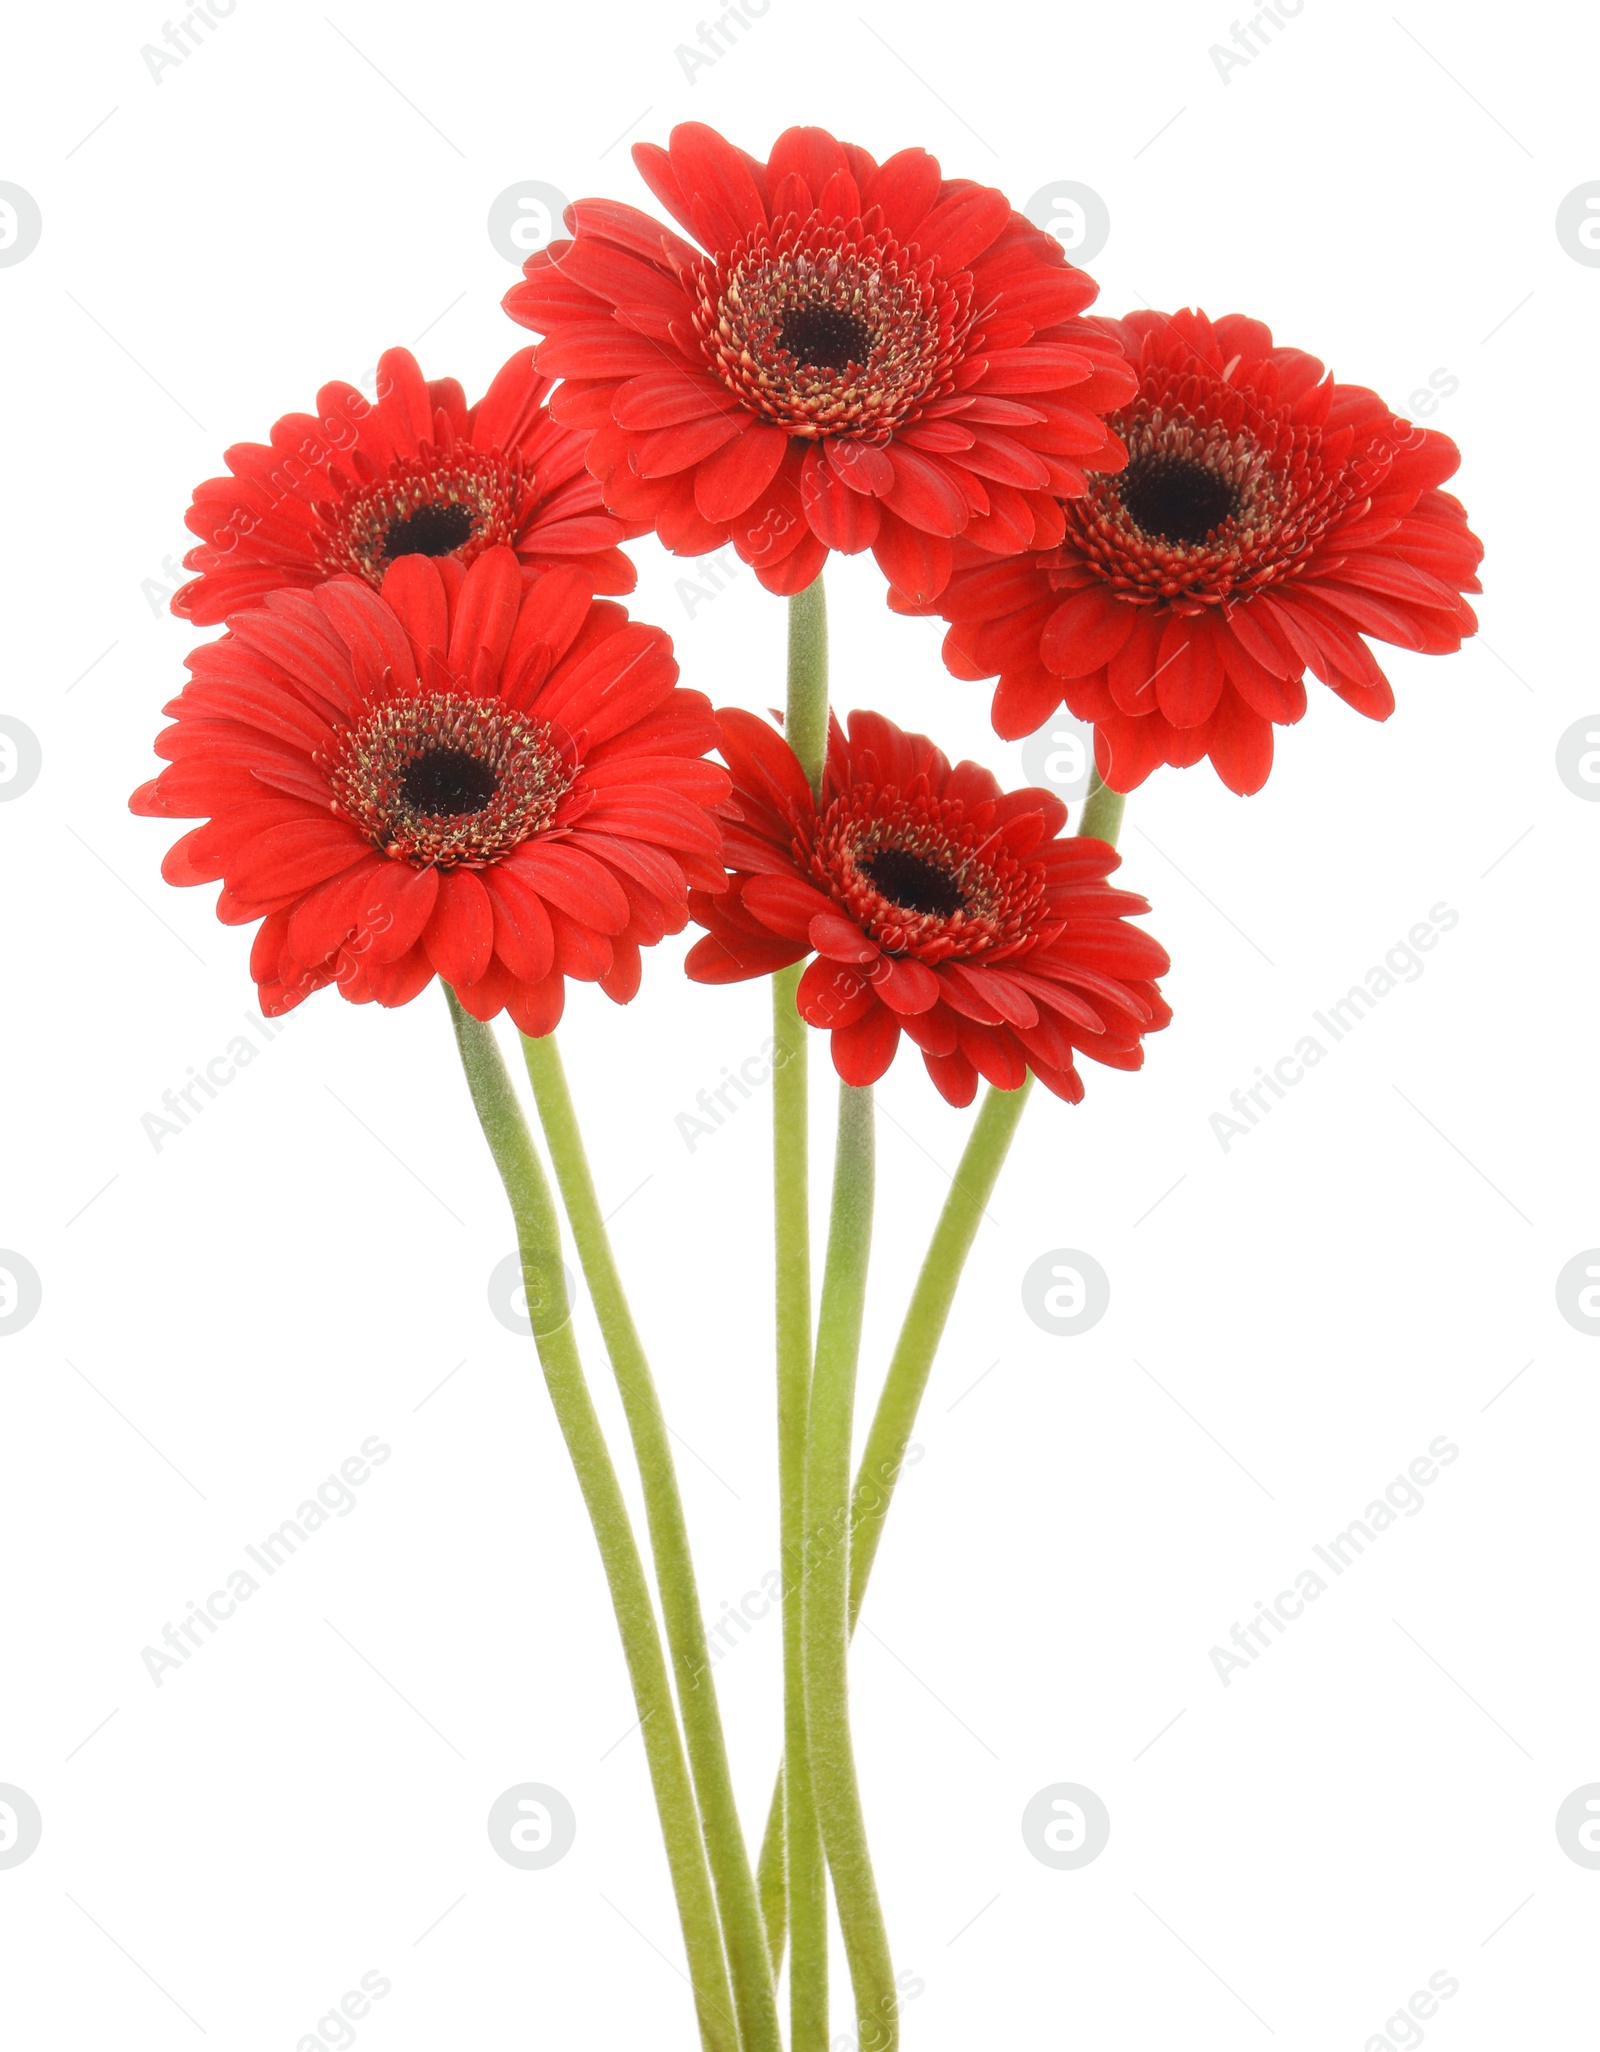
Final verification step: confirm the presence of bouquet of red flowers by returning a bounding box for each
[131,121,1480,2052]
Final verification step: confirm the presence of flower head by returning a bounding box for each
[686,709,1170,1106]
[132,547,729,1032]
[504,123,1135,602]
[906,309,1484,793]
[172,347,641,625]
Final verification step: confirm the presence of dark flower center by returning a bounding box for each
[778,303,872,370]
[400,746,498,817]
[861,846,967,919]
[326,693,575,868]
[329,450,525,588]
[382,500,477,561]
[1118,453,1239,546]
[695,213,972,440]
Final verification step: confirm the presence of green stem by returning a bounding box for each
[753,768,1132,1944]
[1076,765,1125,845]
[519,1030,781,2052]
[848,765,1128,1619]
[785,574,829,795]
[848,1075,1033,1622]
[443,992,737,2052]
[804,1084,896,2052]
[771,962,828,2048]
[771,570,831,2052]
[755,1763,788,1972]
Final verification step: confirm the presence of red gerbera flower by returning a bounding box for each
[503,123,1135,603]
[905,309,1484,794]
[685,709,1169,1106]
[171,346,642,625]
[132,546,730,1032]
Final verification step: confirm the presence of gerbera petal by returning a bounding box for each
[991,664,1067,741]
[600,934,643,1004]
[830,1003,902,1086]
[424,867,495,987]
[507,971,567,1040]
[923,1047,980,1107]
[380,555,450,657]
[483,865,556,983]
[809,912,879,964]
[912,185,1010,272]
[613,369,742,430]
[957,1020,1029,1090]
[285,856,389,967]
[741,872,839,938]
[861,148,942,241]
[797,955,876,1031]
[826,440,895,496]
[800,445,882,553]
[1204,687,1276,795]
[633,411,748,477]
[1093,712,1169,793]
[874,956,940,1015]
[1039,587,1137,678]
[767,126,853,202]
[753,530,830,597]
[667,121,769,246]
[365,861,441,964]
[685,930,804,982]
[882,447,969,537]
[227,818,369,901]
[872,516,953,604]
[507,843,631,935]
[1154,618,1225,728]
[693,423,790,521]
[446,546,523,683]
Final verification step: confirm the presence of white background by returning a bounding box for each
[2,0,1596,2044]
